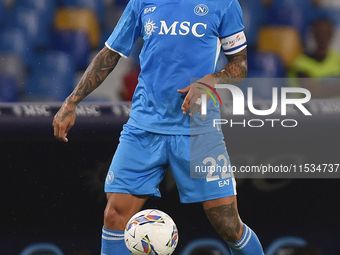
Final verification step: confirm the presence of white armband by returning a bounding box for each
[221,31,247,55]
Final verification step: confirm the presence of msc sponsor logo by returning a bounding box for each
[13,105,51,117]
[194,4,209,16]
[145,20,207,38]
[144,19,158,37]
[75,105,101,116]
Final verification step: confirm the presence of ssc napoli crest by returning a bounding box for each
[194,4,209,16]
[106,171,114,184]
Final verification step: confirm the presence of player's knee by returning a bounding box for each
[104,204,128,230]
[103,205,117,225]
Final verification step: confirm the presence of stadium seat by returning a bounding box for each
[179,238,231,255]
[0,75,19,102]
[271,0,313,9]
[31,50,76,75]
[0,27,33,65]
[267,5,307,36]
[0,53,26,92]
[54,7,101,48]
[239,0,267,49]
[247,51,286,78]
[25,69,75,101]
[60,0,106,24]
[50,30,91,70]
[9,7,51,49]
[323,8,340,26]
[115,0,129,8]
[257,26,303,67]
[0,0,7,26]
[270,0,318,28]
[14,0,57,25]
[244,50,287,99]
[19,242,64,255]
[25,50,76,101]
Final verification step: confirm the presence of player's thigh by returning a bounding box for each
[169,131,236,203]
[105,124,168,198]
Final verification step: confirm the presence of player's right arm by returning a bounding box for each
[53,46,121,142]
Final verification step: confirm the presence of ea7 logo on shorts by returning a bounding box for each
[194,4,209,16]
[144,6,156,14]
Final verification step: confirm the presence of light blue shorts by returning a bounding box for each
[105,124,236,203]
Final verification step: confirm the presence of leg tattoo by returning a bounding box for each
[205,202,242,242]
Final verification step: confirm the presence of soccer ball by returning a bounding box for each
[124,209,179,255]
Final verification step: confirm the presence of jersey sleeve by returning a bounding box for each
[105,0,141,58]
[219,0,247,55]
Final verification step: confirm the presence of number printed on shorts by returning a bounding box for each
[203,154,231,183]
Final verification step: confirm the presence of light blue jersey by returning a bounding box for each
[106,0,246,135]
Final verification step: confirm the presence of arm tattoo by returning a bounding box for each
[212,48,247,85]
[55,106,75,122]
[66,47,121,105]
[205,202,242,242]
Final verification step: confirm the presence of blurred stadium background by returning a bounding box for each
[1,0,340,254]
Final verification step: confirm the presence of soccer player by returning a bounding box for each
[53,0,265,254]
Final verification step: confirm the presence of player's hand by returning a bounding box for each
[52,102,76,142]
[178,75,215,116]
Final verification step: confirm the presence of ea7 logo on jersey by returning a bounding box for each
[144,6,156,14]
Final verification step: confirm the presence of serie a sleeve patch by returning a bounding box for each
[221,31,247,55]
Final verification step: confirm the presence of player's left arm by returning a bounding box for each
[211,47,247,84]
[179,48,247,115]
